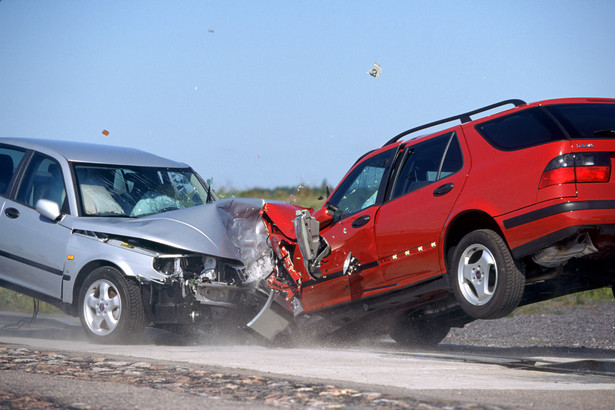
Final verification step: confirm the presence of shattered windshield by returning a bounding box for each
[74,164,214,217]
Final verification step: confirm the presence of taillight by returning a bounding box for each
[539,152,611,189]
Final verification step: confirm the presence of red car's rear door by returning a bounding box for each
[375,130,469,286]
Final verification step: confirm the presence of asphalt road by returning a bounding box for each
[0,309,614,409]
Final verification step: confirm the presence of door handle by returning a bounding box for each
[5,207,20,219]
[433,183,454,197]
[351,215,370,228]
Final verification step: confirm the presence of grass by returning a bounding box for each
[0,288,62,315]
[511,287,614,316]
[216,183,328,210]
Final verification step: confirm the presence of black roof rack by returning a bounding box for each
[384,99,527,147]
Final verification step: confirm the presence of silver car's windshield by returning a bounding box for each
[74,164,214,217]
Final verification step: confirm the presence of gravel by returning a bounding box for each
[443,297,615,351]
[0,297,613,409]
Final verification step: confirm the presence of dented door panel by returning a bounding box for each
[300,205,385,311]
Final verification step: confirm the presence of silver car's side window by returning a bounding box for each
[0,146,26,196]
[15,153,68,213]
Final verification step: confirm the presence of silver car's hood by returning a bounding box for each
[69,198,269,261]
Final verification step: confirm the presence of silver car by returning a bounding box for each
[0,138,274,343]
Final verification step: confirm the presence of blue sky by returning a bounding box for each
[1,1,614,190]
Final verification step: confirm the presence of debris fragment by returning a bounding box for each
[367,62,381,78]
[102,130,109,136]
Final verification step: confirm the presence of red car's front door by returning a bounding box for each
[300,205,384,311]
[300,147,397,312]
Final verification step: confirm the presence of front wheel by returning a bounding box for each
[450,229,525,320]
[78,266,146,343]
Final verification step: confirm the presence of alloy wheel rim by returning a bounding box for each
[457,244,498,306]
[83,279,121,336]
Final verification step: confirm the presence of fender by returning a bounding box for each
[260,202,307,240]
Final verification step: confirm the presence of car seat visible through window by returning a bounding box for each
[0,154,14,195]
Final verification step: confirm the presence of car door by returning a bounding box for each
[0,151,71,299]
[375,130,468,286]
[0,144,27,283]
[300,147,397,311]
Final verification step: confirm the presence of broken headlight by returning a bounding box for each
[152,254,242,285]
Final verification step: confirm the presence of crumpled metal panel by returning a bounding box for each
[69,198,271,267]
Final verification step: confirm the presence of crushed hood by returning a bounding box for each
[69,198,270,262]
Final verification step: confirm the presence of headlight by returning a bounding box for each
[153,256,179,275]
[152,254,246,285]
[153,254,218,278]
[200,256,217,281]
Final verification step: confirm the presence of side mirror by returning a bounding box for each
[36,199,62,222]
[294,209,331,279]
[312,206,333,230]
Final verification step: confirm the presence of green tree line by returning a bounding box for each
[216,181,330,210]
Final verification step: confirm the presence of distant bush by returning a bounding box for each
[217,181,330,210]
[0,288,61,314]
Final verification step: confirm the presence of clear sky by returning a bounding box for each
[1,1,614,190]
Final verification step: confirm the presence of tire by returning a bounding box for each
[78,266,146,343]
[451,229,525,320]
[389,317,451,348]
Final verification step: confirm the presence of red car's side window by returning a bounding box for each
[328,148,396,220]
[390,132,462,200]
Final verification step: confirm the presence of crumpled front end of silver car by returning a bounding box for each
[69,198,279,328]
[147,198,278,326]
[148,198,276,322]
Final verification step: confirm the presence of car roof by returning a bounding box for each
[385,97,615,147]
[0,137,188,168]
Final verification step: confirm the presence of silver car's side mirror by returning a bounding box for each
[36,199,62,222]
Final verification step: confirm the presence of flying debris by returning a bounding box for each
[102,130,109,136]
[368,62,381,78]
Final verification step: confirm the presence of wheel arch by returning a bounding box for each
[71,260,128,309]
[443,210,507,272]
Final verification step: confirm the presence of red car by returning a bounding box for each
[251,97,615,346]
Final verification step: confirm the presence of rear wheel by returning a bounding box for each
[78,266,145,343]
[389,317,451,348]
[451,229,525,319]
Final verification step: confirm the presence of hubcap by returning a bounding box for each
[457,244,498,306]
[83,279,121,336]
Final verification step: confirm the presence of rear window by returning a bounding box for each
[544,103,615,139]
[475,107,566,150]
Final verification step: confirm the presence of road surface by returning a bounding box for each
[0,311,614,409]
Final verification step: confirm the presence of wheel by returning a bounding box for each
[451,229,525,320]
[78,266,146,343]
[389,317,451,348]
